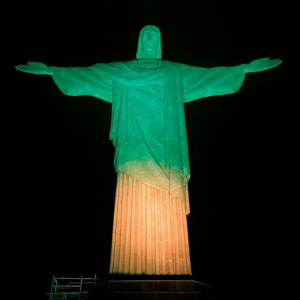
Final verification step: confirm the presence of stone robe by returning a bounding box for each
[51,60,245,213]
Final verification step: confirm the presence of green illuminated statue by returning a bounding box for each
[16,26,282,275]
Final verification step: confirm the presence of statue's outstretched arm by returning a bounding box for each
[182,57,282,103]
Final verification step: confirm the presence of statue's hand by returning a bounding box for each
[15,62,52,75]
[244,57,282,73]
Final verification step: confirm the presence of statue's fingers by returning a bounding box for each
[269,59,281,63]
[16,65,28,70]
[251,57,270,65]
[27,62,41,66]
[258,57,270,61]
[16,66,32,73]
[266,62,281,70]
[270,60,281,66]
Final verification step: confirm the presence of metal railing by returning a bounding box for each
[46,275,100,300]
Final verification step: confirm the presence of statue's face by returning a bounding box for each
[141,30,159,53]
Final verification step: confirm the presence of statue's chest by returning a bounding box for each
[129,83,165,101]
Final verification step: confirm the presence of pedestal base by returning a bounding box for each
[88,280,215,299]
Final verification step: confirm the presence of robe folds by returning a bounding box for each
[51,60,246,215]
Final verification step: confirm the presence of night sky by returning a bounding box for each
[8,0,294,299]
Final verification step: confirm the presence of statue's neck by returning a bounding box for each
[137,59,162,69]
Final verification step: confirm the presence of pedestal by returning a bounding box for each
[88,280,215,299]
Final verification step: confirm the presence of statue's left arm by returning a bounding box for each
[182,57,282,103]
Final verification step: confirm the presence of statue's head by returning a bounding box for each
[136,25,162,60]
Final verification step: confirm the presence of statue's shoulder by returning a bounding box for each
[106,61,130,68]
[163,60,186,69]
[163,60,180,65]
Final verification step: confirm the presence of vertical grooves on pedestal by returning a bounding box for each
[109,172,192,275]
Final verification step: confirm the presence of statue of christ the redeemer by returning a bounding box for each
[16,25,281,275]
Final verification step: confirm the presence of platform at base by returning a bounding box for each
[87,280,215,300]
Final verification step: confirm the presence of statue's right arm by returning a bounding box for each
[15,62,113,103]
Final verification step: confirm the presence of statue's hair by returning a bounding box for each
[136,25,162,60]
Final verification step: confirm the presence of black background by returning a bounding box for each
[7,0,295,299]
